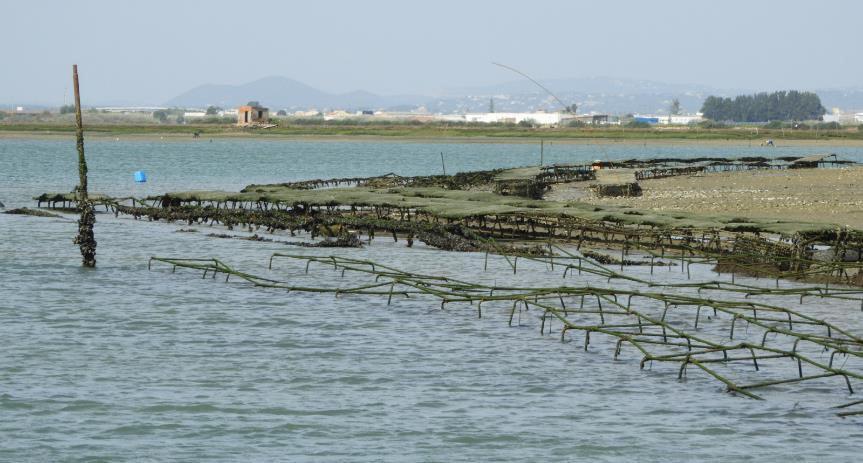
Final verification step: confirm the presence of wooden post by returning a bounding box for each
[72,64,96,267]
[540,139,544,166]
[73,66,88,199]
[440,152,446,176]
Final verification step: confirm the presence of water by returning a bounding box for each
[2,138,862,462]
[2,138,862,207]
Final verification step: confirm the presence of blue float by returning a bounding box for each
[134,171,147,183]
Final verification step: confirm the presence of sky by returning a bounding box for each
[2,0,862,105]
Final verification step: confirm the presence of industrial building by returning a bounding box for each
[461,112,562,125]
[634,114,704,125]
[569,114,611,125]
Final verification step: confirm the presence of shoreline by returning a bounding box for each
[3,128,863,146]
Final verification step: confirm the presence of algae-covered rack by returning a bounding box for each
[34,158,863,286]
[145,247,863,411]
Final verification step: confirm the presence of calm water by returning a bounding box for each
[2,138,862,462]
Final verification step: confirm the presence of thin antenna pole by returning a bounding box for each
[492,62,570,111]
[440,152,446,176]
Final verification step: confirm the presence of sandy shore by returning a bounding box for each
[548,166,863,230]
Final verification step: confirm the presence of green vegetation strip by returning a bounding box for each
[3,122,863,140]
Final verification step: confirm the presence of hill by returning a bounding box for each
[165,76,424,111]
[164,75,863,114]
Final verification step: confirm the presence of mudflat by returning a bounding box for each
[549,166,863,230]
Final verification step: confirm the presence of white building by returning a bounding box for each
[323,110,352,121]
[856,113,863,124]
[634,113,703,125]
[293,110,321,117]
[183,111,206,119]
[97,106,167,113]
[462,112,562,126]
[669,114,703,125]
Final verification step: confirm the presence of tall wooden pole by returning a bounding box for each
[72,64,96,267]
[73,65,88,198]
[540,139,544,166]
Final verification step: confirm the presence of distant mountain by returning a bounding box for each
[165,76,425,111]
[426,92,710,116]
[445,76,724,98]
[433,77,729,115]
[165,75,863,114]
[165,75,718,114]
[440,78,863,114]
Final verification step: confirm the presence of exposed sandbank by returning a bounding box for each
[548,166,863,230]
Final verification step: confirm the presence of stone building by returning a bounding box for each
[237,104,269,126]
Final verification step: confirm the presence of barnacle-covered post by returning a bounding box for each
[72,64,96,267]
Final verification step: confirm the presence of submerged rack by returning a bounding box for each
[147,248,863,405]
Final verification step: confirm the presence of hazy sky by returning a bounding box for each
[3,0,861,105]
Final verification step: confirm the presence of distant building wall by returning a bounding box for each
[669,114,703,124]
[96,107,168,113]
[237,105,269,126]
[634,114,703,125]
[463,112,562,125]
[561,114,611,125]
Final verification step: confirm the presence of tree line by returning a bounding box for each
[701,91,826,122]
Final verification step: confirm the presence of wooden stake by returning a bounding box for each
[540,139,544,166]
[72,64,96,267]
